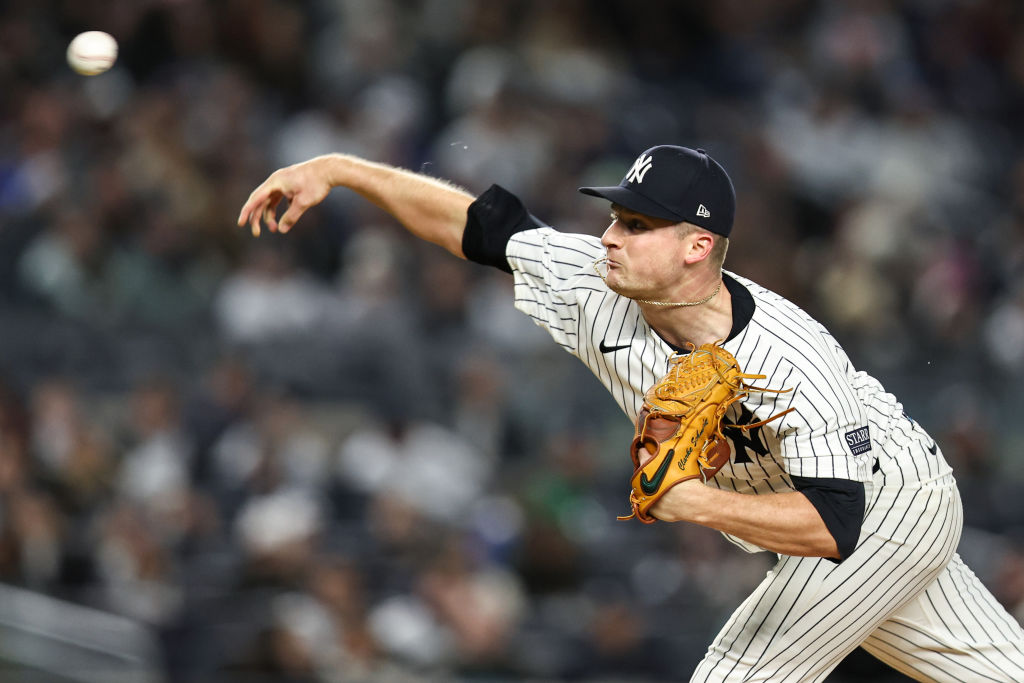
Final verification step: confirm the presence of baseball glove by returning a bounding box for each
[618,342,793,523]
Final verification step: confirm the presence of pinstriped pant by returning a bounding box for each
[692,445,1024,681]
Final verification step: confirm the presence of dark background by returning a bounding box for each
[1,0,1022,681]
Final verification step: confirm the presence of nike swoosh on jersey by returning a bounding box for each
[927,442,937,455]
[599,340,631,353]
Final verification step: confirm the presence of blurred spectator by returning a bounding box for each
[116,376,194,524]
[5,488,64,590]
[984,284,1024,375]
[103,202,219,331]
[214,241,333,344]
[91,499,183,625]
[416,534,527,672]
[16,206,110,321]
[235,487,324,588]
[28,377,116,516]
[336,414,489,524]
[305,555,380,676]
[213,391,331,496]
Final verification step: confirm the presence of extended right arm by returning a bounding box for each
[237,154,475,258]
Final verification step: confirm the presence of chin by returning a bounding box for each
[609,283,647,300]
[602,268,652,300]
[604,277,630,296]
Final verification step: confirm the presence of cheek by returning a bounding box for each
[633,242,682,279]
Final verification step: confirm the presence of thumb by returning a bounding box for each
[277,198,308,234]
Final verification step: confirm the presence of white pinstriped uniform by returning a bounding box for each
[507,226,1024,682]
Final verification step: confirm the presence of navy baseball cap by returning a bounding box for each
[579,145,736,237]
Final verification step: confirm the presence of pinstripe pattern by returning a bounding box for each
[509,228,878,487]
[506,227,1024,681]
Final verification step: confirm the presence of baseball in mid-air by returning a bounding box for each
[66,31,118,76]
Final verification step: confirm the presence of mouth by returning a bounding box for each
[593,257,615,286]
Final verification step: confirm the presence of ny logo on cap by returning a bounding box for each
[625,153,654,184]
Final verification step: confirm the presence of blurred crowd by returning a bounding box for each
[1,0,1023,681]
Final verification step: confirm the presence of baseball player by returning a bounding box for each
[239,146,1024,681]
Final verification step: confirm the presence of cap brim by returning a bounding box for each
[578,186,682,222]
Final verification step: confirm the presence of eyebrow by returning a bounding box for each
[610,204,656,225]
[610,204,642,220]
[611,204,683,230]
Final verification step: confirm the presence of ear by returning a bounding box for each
[682,232,715,265]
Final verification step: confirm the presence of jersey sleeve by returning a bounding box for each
[462,184,547,273]
[723,309,877,485]
[791,475,865,562]
[776,363,875,482]
[505,227,606,355]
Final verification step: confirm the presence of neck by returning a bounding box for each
[641,275,732,349]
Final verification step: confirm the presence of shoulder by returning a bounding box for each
[508,227,605,274]
[511,227,603,255]
[725,272,835,347]
[726,272,805,313]
[724,273,855,392]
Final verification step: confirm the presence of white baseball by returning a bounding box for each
[67,31,118,76]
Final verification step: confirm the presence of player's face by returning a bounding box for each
[600,205,695,298]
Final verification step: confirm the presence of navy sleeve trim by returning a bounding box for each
[462,184,546,273]
[791,475,865,563]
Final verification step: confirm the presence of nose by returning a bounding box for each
[601,219,621,249]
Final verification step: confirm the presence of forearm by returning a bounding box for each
[319,154,475,257]
[656,481,840,559]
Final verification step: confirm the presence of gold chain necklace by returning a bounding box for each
[592,258,722,308]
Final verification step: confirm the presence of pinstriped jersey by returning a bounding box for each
[507,227,919,509]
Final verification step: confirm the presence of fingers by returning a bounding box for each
[263,205,278,233]
[239,185,287,237]
[240,195,302,237]
[237,167,317,237]
[239,192,270,237]
[241,199,277,238]
[238,184,270,228]
[277,199,306,234]
[248,208,261,237]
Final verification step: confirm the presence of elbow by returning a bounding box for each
[784,528,841,560]
[791,479,866,563]
[805,516,853,562]
[816,535,842,561]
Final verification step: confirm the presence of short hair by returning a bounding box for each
[676,223,729,270]
[710,234,730,269]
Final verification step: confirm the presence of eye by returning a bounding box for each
[610,211,647,232]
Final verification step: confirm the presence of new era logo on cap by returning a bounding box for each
[578,145,737,237]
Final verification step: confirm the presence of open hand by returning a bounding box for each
[237,157,333,237]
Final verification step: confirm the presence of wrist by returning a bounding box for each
[680,480,713,523]
[654,479,709,523]
[317,153,351,188]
